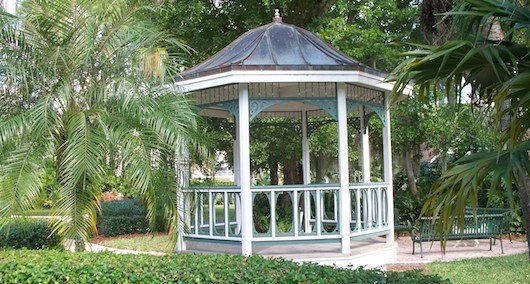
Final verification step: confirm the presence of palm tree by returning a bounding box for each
[0,0,197,251]
[390,0,530,259]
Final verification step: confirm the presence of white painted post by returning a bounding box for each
[238,83,253,255]
[337,83,351,254]
[382,92,395,244]
[359,106,371,183]
[301,109,312,233]
[176,147,189,252]
[302,109,311,184]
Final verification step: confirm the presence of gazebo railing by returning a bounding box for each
[349,183,390,237]
[184,183,390,242]
[184,187,243,241]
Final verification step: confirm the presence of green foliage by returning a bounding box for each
[0,249,448,283]
[390,0,530,253]
[35,166,61,208]
[0,220,63,250]
[0,0,199,251]
[311,0,418,71]
[426,253,530,284]
[97,199,164,237]
[510,211,526,235]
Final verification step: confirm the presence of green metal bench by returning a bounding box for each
[412,213,505,257]
[465,207,513,244]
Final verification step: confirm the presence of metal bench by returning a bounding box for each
[412,213,505,257]
[465,207,513,244]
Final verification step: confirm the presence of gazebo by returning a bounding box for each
[175,11,408,267]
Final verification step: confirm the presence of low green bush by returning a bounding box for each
[97,199,165,236]
[0,249,448,283]
[0,220,63,250]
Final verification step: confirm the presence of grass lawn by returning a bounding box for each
[425,253,530,284]
[98,234,171,253]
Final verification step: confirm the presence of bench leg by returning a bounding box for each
[489,238,492,251]
[499,237,504,254]
[493,237,496,245]
[508,233,513,244]
[412,241,415,255]
[420,242,423,258]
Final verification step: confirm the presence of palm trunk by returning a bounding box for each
[74,238,85,252]
[404,151,418,200]
[514,166,530,261]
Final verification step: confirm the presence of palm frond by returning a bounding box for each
[422,141,530,250]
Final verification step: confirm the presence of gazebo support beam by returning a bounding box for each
[382,92,395,244]
[337,83,351,254]
[301,109,312,233]
[359,106,371,183]
[238,83,253,255]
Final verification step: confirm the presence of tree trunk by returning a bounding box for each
[514,166,530,261]
[269,160,278,185]
[404,151,418,200]
[315,156,323,182]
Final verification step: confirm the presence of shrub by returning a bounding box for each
[0,220,63,250]
[0,249,449,283]
[97,199,164,236]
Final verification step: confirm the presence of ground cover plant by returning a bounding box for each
[425,253,530,284]
[0,249,448,283]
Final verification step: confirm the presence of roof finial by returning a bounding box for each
[273,9,282,23]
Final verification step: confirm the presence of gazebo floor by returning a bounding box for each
[185,237,396,268]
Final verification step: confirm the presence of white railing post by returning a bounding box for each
[238,83,253,255]
[337,83,351,254]
[194,193,199,235]
[270,192,276,238]
[382,92,395,244]
[293,190,299,237]
[224,192,229,237]
[377,187,383,228]
[208,191,213,236]
[356,188,361,232]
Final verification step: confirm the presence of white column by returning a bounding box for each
[336,83,351,254]
[176,147,190,252]
[302,109,311,184]
[238,83,253,255]
[382,92,395,244]
[301,109,312,233]
[359,106,370,183]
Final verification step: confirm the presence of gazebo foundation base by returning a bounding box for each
[184,237,397,269]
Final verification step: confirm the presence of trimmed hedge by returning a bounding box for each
[97,199,164,236]
[0,220,63,250]
[0,249,449,283]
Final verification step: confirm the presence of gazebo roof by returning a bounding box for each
[180,16,381,80]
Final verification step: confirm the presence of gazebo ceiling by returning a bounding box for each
[180,16,382,81]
